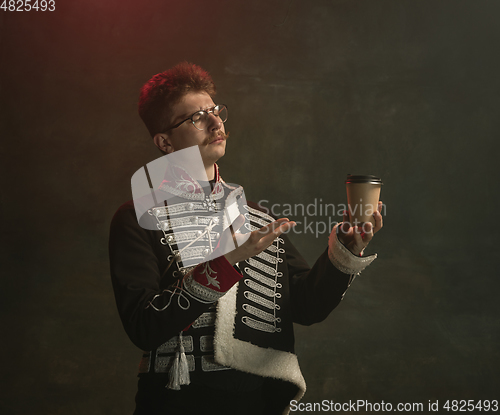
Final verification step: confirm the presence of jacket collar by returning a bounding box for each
[159,163,225,201]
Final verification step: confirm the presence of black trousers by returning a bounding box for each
[134,374,297,415]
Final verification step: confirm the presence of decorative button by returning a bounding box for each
[202,197,217,212]
[187,203,195,211]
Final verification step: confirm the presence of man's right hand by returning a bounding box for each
[223,215,296,266]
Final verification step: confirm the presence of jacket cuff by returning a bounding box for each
[328,223,377,275]
[183,255,243,302]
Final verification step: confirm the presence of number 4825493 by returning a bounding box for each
[1,0,56,11]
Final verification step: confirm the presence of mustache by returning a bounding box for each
[209,130,229,141]
[206,130,229,144]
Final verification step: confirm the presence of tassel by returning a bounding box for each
[166,332,190,390]
[178,335,191,386]
[167,350,181,390]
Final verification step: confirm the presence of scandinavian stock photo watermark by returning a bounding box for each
[258,199,386,238]
[131,148,385,243]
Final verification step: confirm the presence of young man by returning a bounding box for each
[109,62,383,415]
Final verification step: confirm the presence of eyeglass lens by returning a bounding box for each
[192,105,227,129]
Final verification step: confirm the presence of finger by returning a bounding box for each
[252,218,290,240]
[271,220,296,239]
[267,218,291,231]
[341,210,350,234]
[378,201,383,213]
[352,226,364,254]
[361,221,372,235]
[258,221,295,249]
[373,210,383,233]
[277,220,296,234]
[361,222,374,243]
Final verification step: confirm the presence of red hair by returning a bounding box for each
[138,62,216,137]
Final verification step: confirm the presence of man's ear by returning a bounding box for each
[153,133,174,154]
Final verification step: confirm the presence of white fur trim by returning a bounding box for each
[328,223,377,275]
[214,284,306,415]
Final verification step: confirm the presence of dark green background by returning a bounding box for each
[1,0,499,413]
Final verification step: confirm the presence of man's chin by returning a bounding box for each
[201,145,225,165]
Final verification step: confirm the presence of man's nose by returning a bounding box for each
[207,113,222,131]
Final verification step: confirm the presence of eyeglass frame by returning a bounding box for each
[162,104,228,133]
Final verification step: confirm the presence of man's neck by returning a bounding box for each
[205,163,215,181]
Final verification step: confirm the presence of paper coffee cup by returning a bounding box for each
[345,175,382,227]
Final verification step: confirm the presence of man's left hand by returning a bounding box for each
[337,201,384,256]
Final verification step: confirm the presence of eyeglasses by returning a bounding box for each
[163,104,228,132]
